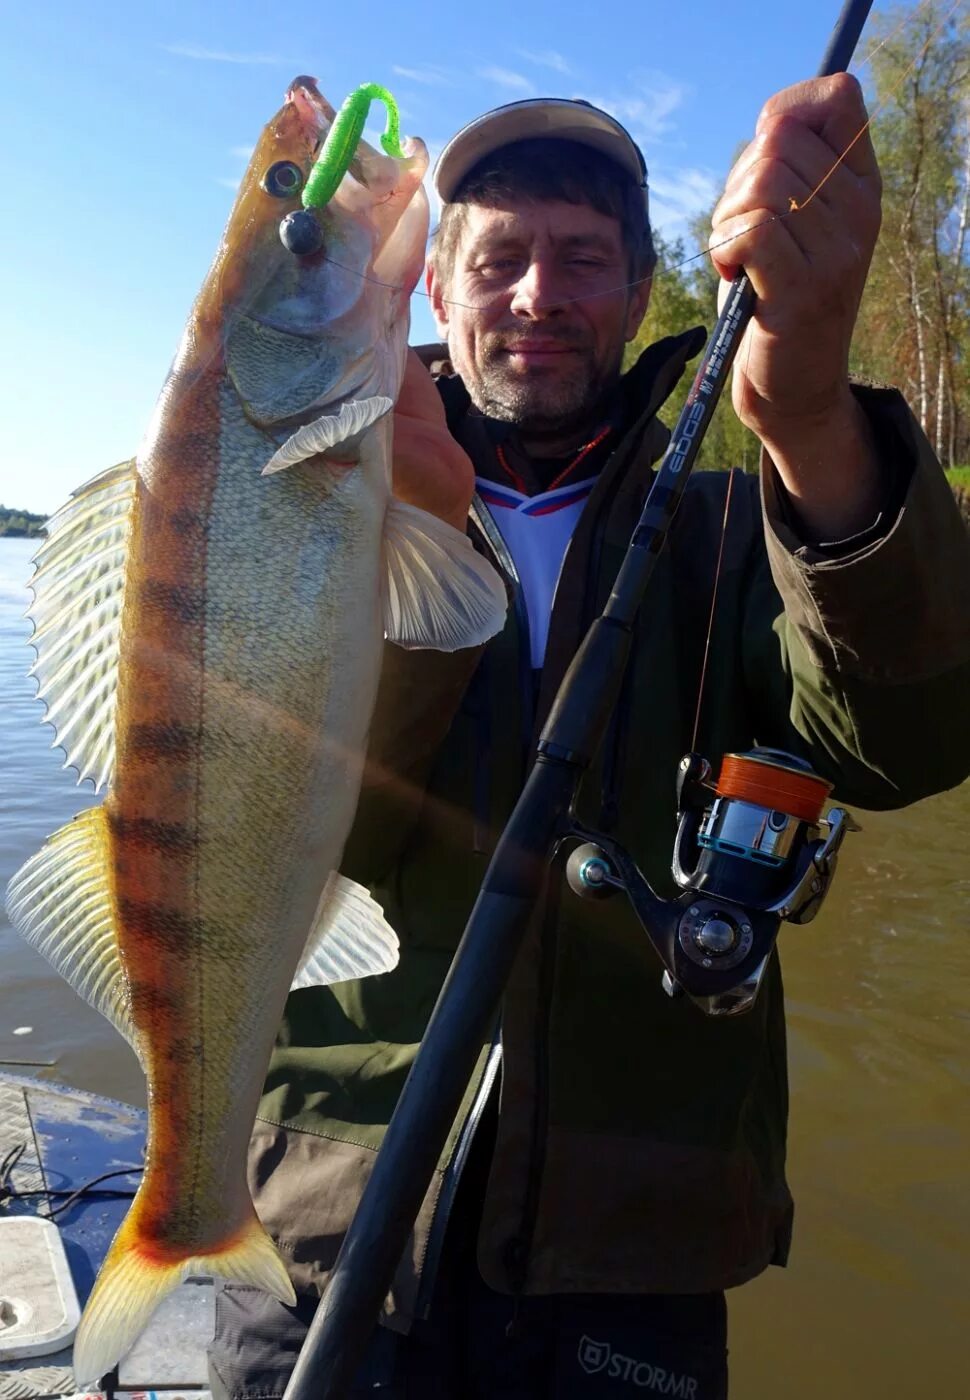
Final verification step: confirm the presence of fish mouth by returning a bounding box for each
[285,75,331,141]
[261,395,393,475]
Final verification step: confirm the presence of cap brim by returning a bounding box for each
[433,99,647,204]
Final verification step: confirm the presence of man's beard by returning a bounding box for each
[462,331,622,436]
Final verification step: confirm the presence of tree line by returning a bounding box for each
[0,505,46,538]
[626,1,970,495]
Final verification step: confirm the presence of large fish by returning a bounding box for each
[6,77,505,1383]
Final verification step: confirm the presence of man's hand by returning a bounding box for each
[710,74,884,540]
[392,349,475,532]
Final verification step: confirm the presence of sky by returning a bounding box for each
[0,0,912,515]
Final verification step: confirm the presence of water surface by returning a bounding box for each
[0,535,966,1396]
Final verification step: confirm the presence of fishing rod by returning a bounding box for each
[284,3,874,1395]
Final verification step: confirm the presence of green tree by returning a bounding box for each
[625,226,761,471]
[627,5,970,477]
[0,504,46,537]
[853,2,970,466]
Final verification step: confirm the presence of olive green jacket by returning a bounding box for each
[251,333,970,1328]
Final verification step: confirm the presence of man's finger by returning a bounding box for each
[708,211,807,303]
[715,123,866,229]
[755,73,877,178]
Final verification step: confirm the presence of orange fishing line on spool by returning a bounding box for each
[716,752,832,824]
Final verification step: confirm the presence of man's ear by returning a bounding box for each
[427,260,450,339]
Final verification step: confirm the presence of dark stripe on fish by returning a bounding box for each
[107,812,199,856]
[126,722,202,763]
[139,579,206,624]
[117,897,201,945]
[168,505,206,534]
[116,898,238,957]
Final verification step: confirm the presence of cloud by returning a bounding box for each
[515,48,572,76]
[586,70,688,146]
[216,144,256,192]
[648,166,720,240]
[477,66,535,94]
[163,43,284,65]
[392,63,456,87]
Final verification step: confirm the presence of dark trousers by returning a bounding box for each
[208,1276,728,1399]
[210,1106,728,1398]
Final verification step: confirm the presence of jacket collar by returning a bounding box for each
[619,326,708,430]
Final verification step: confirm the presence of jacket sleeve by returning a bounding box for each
[340,642,484,885]
[745,385,970,809]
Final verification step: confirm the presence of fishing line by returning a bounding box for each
[308,0,962,317]
[82,0,955,466]
[688,317,757,751]
[690,466,738,753]
[788,0,965,216]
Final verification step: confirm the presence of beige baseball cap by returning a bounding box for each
[433,98,649,205]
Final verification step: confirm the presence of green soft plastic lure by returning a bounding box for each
[302,83,405,209]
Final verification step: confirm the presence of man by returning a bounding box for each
[208,78,970,1399]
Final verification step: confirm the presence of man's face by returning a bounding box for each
[428,198,650,440]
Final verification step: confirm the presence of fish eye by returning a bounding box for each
[261,161,304,199]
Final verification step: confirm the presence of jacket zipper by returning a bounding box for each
[414,1036,503,1319]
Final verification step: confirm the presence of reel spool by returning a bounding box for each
[566,747,859,1015]
[674,748,831,905]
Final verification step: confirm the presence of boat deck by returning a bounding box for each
[0,1072,214,1399]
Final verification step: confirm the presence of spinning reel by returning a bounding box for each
[566,747,859,1016]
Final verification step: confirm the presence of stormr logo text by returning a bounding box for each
[577,1336,699,1396]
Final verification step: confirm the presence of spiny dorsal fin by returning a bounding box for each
[28,460,137,791]
[291,873,399,989]
[5,807,138,1055]
[381,499,508,651]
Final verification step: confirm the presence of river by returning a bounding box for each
[0,535,967,1396]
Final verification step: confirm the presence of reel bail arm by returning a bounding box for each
[566,747,860,1016]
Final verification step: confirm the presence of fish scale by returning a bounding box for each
[5,74,507,1385]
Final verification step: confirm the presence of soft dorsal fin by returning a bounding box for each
[291,873,399,988]
[28,460,138,791]
[5,807,139,1056]
[381,499,508,651]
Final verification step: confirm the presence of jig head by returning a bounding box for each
[280,83,405,256]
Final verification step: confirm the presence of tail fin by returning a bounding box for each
[73,1205,295,1387]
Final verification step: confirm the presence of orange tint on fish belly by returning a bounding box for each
[108,358,226,1242]
[114,1187,252,1266]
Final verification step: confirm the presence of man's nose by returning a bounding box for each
[509,259,566,317]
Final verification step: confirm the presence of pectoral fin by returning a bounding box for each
[291,873,399,989]
[381,499,508,651]
[261,396,393,475]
